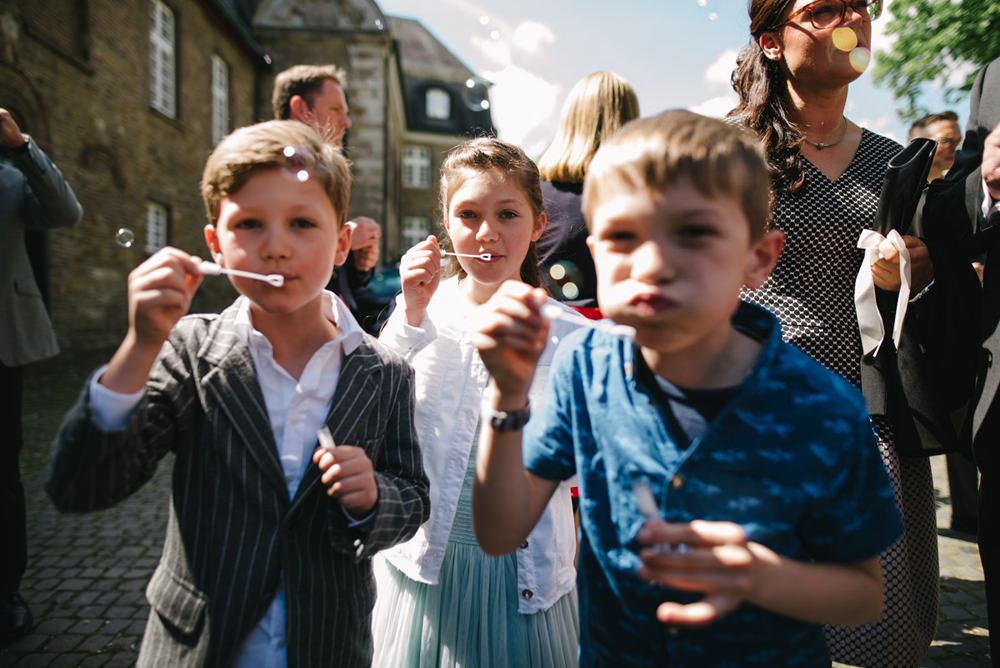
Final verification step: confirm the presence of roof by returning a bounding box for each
[207,0,266,56]
[387,15,482,84]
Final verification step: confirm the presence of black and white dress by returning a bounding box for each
[742,129,938,667]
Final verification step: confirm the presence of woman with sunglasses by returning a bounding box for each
[730,1,938,666]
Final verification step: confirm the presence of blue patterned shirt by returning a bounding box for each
[523,302,903,667]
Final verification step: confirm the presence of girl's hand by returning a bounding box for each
[475,280,549,398]
[636,519,759,627]
[128,247,203,350]
[399,235,442,326]
[313,445,378,516]
[872,234,933,293]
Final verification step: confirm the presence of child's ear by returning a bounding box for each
[743,229,785,290]
[531,211,548,242]
[334,220,353,267]
[203,224,224,265]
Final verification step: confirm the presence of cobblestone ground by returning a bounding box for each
[0,350,992,666]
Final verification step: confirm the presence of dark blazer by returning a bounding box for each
[0,136,82,366]
[925,57,1000,475]
[46,304,430,667]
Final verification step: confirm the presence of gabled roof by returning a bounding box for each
[387,15,483,85]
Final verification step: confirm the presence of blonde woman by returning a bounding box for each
[535,72,639,310]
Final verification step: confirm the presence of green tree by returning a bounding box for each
[874,0,1000,121]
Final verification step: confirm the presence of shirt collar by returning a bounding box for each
[232,290,365,356]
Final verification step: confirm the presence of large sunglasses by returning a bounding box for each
[780,0,882,30]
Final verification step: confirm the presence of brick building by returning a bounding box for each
[0,0,492,350]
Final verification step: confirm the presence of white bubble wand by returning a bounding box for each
[540,303,636,340]
[197,261,285,287]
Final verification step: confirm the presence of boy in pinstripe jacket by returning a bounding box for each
[46,120,430,667]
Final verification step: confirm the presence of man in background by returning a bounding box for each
[272,64,382,315]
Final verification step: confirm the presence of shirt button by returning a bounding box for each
[521,589,533,600]
[670,475,684,490]
[520,541,529,550]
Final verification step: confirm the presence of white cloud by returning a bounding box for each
[704,48,739,88]
[511,21,555,53]
[482,64,561,155]
[689,94,738,118]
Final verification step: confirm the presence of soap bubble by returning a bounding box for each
[374,19,383,30]
[550,335,560,346]
[263,53,272,65]
[832,27,858,53]
[462,77,491,112]
[490,30,500,40]
[546,261,585,301]
[115,227,135,248]
[708,12,718,20]
[282,145,312,182]
[479,15,490,25]
[849,46,871,74]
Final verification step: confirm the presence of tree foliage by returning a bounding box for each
[873,0,1000,121]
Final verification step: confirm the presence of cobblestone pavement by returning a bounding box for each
[0,352,992,666]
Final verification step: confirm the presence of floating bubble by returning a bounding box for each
[562,282,580,300]
[295,169,310,182]
[549,264,567,280]
[708,11,718,20]
[697,0,707,5]
[115,227,135,248]
[546,260,585,302]
[462,77,491,112]
[490,30,500,40]
[263,53,272,65]
[479,15,490,25]
[374,19,383,30]
[281,145,313,182]
[849,46,871,74]
[832,26,858,53]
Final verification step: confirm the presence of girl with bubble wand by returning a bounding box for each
[370,138,581,666]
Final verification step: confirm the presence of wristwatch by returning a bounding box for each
[488,402,531,432]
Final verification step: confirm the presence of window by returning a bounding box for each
[145,201,169,253]
[425,88,451,121]
[402,146,432,189]
[402,216,432,251]
[149,0,176,118]
[211,55,229,145]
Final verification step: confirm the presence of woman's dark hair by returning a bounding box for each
[728,0,805,195]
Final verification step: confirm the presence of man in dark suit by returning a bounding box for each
[924,56,1000,659]
[0,108,82,645]
[272,64,383,316]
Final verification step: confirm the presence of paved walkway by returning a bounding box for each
[0,352,992,666]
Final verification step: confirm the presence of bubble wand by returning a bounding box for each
[197,261,285,287]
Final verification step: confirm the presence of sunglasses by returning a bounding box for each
[780,0,883,30]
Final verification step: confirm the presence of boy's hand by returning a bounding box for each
[636,519,759,627]
[475,281,549,399]
[128,247,203,349]
[312,445,378,516]
[399,235,441,326]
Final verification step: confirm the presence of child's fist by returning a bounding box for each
[312,445,378,516]
[128,247,203,349]
[399,235,442,325]
[474,280,549,397]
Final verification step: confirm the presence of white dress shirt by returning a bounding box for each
[88,291,364,667]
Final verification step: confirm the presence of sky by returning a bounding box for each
[377,0,965,157]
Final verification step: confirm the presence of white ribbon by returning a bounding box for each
[854,229,911,357]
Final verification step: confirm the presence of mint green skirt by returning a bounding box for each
[372,544,579,667]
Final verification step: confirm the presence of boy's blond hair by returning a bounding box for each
[583,110,771,238]
[201,120,351,227]
[537,71,640,183]
[272,64,347,121]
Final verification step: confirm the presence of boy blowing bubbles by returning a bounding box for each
[472,111,902,666]
[47,120,428,667]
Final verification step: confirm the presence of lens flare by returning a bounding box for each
[832,27,858,52]
[562,282,580,300]
[115,227,135,248]
[849,46,872,74]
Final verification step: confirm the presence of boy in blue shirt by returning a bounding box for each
[46,120,429,667]
[472,110,903,666]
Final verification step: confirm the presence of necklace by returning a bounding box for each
[803,116,848,150]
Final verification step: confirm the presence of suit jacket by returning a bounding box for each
[45,304,430,667]
[0,136,82,366]
[925,56,1000,476]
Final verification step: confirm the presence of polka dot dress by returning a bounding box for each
[742,129,939,667]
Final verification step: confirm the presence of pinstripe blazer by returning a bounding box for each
[46,304,430,667]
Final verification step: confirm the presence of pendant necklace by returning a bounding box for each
[803,116,848,151]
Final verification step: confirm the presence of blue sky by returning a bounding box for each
[378,0,964,156]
